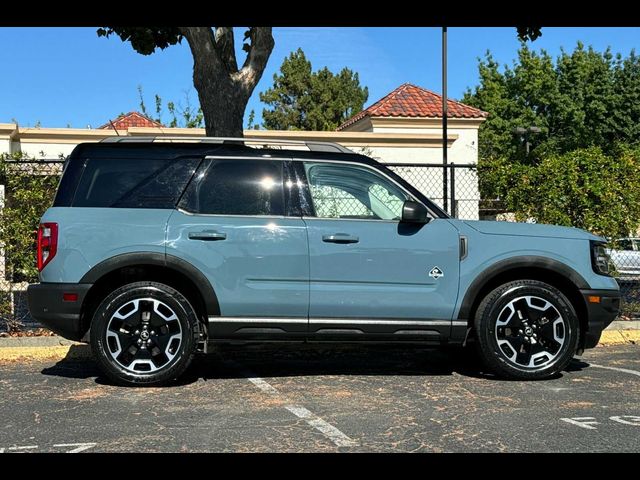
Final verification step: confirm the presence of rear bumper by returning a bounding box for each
[580,288,621,349]
[27,283,92,340]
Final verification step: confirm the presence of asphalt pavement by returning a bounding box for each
[1,343,639,452]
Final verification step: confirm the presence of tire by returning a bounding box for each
[474,279,579,380]
[90,281,200,386]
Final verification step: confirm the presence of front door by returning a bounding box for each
[166,156,309,339]
[299,160,460,340]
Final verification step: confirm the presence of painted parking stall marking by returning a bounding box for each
[52,443,97,453]
[0,443,96,453]
[561,417,600,430]
[561,416,640,430]
[245,374,358,448]
[589,363,640,378]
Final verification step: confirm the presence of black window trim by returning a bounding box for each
[177,155,289,218]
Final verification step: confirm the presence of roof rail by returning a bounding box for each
[99,136,354,154]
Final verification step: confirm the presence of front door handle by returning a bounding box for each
[322,233,359,244]
[188,231,227,241]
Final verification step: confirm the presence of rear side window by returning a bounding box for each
[179,159,284,216]
[72,157,200,208]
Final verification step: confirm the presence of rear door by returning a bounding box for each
[166,155,309,339]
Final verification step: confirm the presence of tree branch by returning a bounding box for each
[180,27,225,74]
[214,27,238,73]
[235,27,275,94]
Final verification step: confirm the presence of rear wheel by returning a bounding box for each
[90,281,200,386]
[474,279,579,380]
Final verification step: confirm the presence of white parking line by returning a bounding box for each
[590,363,640,378]
[53,443,97,453]
[561,417,600,430]
[7,445,38,450]
[245,375,358,448]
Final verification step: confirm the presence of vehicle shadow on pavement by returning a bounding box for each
[40,343,582,386]
[180,344,545,384]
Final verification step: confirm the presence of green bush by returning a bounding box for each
[1,153,61,331]
[478,146,640,239]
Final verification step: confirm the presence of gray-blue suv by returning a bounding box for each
[27,137,621,385]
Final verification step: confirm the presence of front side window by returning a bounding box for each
[179,159,284,216]
[303,162,408,220]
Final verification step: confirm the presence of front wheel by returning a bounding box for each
[474,279,579,380]
[90,281,200,386]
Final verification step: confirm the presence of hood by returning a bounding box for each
[461,220,604,241]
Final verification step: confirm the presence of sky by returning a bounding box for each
[1,27,639,129]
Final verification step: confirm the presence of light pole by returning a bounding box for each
[442,26,448,214]
[513,126,542,156]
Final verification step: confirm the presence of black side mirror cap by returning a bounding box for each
[401,200,430,224]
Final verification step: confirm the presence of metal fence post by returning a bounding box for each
[449,162,456,218]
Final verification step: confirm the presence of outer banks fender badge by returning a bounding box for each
[429,266,444,279]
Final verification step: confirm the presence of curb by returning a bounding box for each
[606,320,640,331]
[0,344,91,362]
[0,330,637,362]
[599,330,640,346]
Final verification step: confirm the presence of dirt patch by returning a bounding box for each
[66,386,109,401]
[0,329,54,338]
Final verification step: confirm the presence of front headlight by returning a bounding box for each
[590,240,613,276]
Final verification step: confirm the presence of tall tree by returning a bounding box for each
[259,48,369,131]
[98,27,274,137]
[463,42,640,161]
[98,27,538,137]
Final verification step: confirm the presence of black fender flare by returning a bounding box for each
[79,252,220,316]
[457,255,589,320]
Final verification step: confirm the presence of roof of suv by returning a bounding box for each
[69,142,377,166]
[64,142,449,218]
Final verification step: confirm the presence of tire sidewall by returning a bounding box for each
[90,282,198,386]
[475,281,579,379]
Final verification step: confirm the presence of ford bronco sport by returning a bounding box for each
[27,137,620,385]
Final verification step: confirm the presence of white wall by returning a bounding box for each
[0,123,482,220]
[13,142,76,158]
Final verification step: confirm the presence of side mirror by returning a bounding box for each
[401,200,429,224]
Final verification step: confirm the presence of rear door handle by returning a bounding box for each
[322,233,359,244]
[188,231,227,241]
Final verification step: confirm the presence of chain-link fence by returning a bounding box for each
[0,159,64,332]
[1,159,637,334]
[386,163,482,220]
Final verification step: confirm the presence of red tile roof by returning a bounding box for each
[337,83,488,131]
[99,111,163,130]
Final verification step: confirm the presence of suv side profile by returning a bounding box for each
[27,137,621,386]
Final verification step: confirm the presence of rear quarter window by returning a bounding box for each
[72,157,200,208]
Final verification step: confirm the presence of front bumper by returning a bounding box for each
[580,288,621,349]
[27,283,92,340]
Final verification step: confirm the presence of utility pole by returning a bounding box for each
[442,26,448,214]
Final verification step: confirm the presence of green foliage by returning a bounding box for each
[0,154,60,331]
[260,48,369,131]
[478,146,640,239]
[0,154,59,284]
[463,43,640,161]
[97,27,183,55]
[138,85,204,129]
[516,27,542,42]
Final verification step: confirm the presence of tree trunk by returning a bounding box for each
[182,27,274,138]
[194,73,248,137]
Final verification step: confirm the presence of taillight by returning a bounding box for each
[37,222,58,271]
